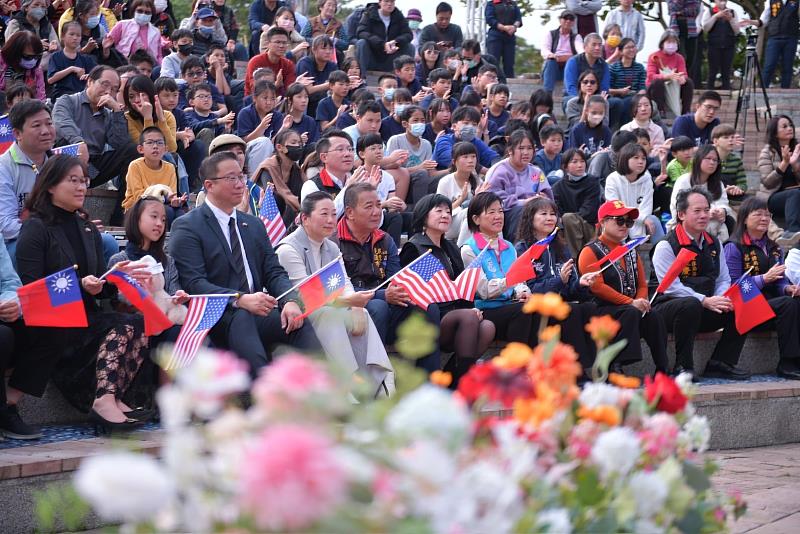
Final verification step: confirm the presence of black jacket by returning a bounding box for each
[552,174,602,224]
[356,3,412,53]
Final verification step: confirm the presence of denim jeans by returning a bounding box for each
[542,59,565,92]
[762,36,798,89]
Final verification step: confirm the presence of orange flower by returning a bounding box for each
[492,342,534,370]
[585,315,621,345]
[609,373,641,389]
[522,292,571,320]
[513,385,559,428]
[430,370,452,387]
[538,325,561,343]
[529,342,582,389]
[577,404,622,426]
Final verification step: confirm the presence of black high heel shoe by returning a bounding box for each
[123,407,155,421]
[88,409,143,436]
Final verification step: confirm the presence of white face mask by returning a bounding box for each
[587,113,604,127]
[663,42,678,55]
[154,0,168,13]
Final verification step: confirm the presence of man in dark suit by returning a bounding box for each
[170,151,320,372]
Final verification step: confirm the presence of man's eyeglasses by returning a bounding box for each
[325,146,355,154]
[210,174,246,183]
[185,69,205,77]
[142,140,166,147]
[609,216,635,228]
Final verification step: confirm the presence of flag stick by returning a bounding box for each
[731,266,754,287]
[372,249,433,292]
[642,292,658,318]
[592,236,650,273]
[274,254,344,301]
[185,293,241,299]
[98,267,115,280]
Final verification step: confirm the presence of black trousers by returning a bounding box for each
[707,45,735,90]
[481,302,536,346]
[89,143,141,225]
[597,304,669,371]
[0,320,25,406]
[653,296,746,369]
[210,306,322,377]
[759,296,800,363]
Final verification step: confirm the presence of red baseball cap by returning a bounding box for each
[598,200,639,221]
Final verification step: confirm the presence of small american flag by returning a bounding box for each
[52,143,82,157]
[0,115,13,154]
[393,253,459,309]
[259,185,286,245]
[166,296,229,369]
[454,246,487,302]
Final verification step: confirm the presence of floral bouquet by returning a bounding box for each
[51,294,746,533]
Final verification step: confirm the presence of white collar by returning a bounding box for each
[205,197,236,226]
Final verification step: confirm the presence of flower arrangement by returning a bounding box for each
[58,294,745,533]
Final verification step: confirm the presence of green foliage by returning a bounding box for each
[34,482,91,533]
[514,36,544,77]
[394,312,438,360]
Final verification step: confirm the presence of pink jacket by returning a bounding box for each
[0,55,45,100]
[108,20,162,62]
[646,50,687,85]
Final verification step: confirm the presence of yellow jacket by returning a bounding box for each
[123,158,178,211]
[58,7,118,36]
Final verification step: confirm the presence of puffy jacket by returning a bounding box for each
[356,3,412,54]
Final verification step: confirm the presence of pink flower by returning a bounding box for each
[639,413,680,461]
[567,419,602,460]
[239,424,346,530]
[252,353,334,408]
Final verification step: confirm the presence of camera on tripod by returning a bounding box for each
[745,28,758,51]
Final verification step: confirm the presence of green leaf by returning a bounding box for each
[591,339,628,382]
[676,508,705,533]
[394,312,438,360]
[683,461,712,492]
[575,468,604,506]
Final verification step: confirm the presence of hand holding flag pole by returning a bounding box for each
[371,249,433,292]
[274,254,344,301]
[642,246,698,316]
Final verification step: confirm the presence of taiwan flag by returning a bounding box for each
[296,258,347,318]
[17,266,88,327]
[0,115,13,154]
[724,274,776,334]
[105,270,173,336]
[506,229,558,286]
[588,235,649,270]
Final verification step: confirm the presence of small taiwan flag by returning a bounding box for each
[0,115,14,154]
[724,274,776,334]
[106,270,173,336]
[296,258,347,318]
[17,266,88,327]
[588,235,649,270]
[52,142,83,157]
[506,229,558,286]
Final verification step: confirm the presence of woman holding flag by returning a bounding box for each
[578,200,670,375]
[399,193,496,384]
[515,197,602,370]
[276,191,395,398]
[722,197,800,380]
[15,155,151,433]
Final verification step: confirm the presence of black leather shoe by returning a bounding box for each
[88,410,143,436]
[0,404,42,440]
[776,362,800,381]
[123,407,155,421]
[703,360,751,381]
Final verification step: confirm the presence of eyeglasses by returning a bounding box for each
[64,175,90,187]
[142,140,166,147]
[581,79,598,85]
[609,216,635,228]
[701,103,721,112]
[325,146,355,154]
[185,69,205,77]
[192,94,212,100]
[702,156,719,164]
[210,174,246,183]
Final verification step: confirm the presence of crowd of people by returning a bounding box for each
[1,0,800,439]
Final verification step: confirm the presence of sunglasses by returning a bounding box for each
[609,216,635,228]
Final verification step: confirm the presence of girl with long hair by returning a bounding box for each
[280,82,321,146]
[123,74,178,152]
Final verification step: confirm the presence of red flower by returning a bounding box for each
[644,372,688,414]
[457,361,536,408]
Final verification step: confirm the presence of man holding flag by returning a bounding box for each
[652,187,749,380]
[170,152,321,374]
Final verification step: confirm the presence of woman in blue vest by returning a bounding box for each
[723,196,800,379]
[459,191,537,346]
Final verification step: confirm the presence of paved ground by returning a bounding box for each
[712,444,800,533]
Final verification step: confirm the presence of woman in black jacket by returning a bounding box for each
[15,155,151,433]
[399,194,495,383]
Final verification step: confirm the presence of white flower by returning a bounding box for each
[162,426,205,487]
[175,348,251,417]
[74,452,174,523]
[579,382,622,408]
[591,427,641,478]
[628,471,668,518]
[386,385,470,450]
[674,372,697,397]
[679,415,711,453]
[155,384,191,430]
[536,508,572,533]
[206,408,250,442]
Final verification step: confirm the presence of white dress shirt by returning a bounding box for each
[205,198,254,292]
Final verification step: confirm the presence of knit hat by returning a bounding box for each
[407,9,423,21]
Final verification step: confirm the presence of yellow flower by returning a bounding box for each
[522,292,571,320]
[577,404,622,426]
[585,315,621,345]
[492,342,534,370]
[513,386,559,428]
[609,373,641,389]
[538,325,561,343]
[430,370,453,387]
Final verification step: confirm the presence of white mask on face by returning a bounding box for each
[155,0,168,13]
[663,42,678,55]
[587,113,604,127]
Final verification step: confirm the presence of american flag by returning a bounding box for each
[52,143,82,157]
[259,185,286,245]
[0,115,13,154]
[393,253,459,309]
[454,246,488,302]
[166,296,229,370]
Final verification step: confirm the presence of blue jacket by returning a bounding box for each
[466,234,516,309]
[514,241,590,300]
[434,133,500,170]
[485,0,522,40]
[564,54,610,98]
[248,0,286,32]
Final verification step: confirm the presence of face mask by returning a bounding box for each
[178,43,193,55]
[278,19,294,30]
[606,35,621,48]
[155,0,168,12]
[587,113,604,127]
[410,123,426,137]
[568,173,586,182]
[87,15,101,29]
[409,20,420,30]
[28,7,46,21]
[134,13,152,25]
[394,103,408,116]
[383,87,395,101]
[447,59,460,70]
[19,58,38,69]
[663,42,678,54]
[466,58,478,68]
[285,145,304,161]
[198,26,214,37]
[458,125,476,142]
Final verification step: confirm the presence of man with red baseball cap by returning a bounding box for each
[578,199,669,376]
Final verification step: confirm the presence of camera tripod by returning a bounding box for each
[735,34,773,135]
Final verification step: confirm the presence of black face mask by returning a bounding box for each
[285,145,304,161]
[177,44,193,55]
